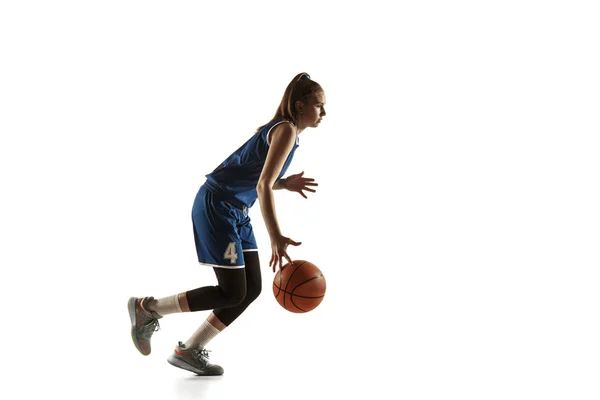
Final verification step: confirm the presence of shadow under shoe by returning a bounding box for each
[167,341,224,376]
[128,296,162,356]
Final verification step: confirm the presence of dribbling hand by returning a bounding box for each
[269,234,302,272]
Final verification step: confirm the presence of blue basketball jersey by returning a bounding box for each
[203,119,299,209]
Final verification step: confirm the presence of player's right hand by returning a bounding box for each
[269,234,301,273]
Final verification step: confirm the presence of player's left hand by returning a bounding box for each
[284,171,318,199]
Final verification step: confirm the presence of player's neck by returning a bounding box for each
[295,122,306,134]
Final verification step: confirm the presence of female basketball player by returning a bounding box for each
[127,73,326,376]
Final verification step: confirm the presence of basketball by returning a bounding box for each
[272,260,326,313]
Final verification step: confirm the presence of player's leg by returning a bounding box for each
[181,194,249,312]
[181,249,261,352]
[212,251,262,326]
[165,266,245,376]
[166,196,248,374]
[176,266,246,350]
[167,252,261,376]
[213,210,262,326]
[167,207,260,375]
[128,186,245,356]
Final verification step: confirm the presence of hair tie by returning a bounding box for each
[301,74,311,80]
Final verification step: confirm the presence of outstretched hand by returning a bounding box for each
[284,171,318,199]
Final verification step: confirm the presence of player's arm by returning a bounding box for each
[257,123,296,238]
[272,179,288,190]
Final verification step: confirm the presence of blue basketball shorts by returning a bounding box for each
[191,185,258,269]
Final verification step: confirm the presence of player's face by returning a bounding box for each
[306,91,327,128]
[297,91,326,130]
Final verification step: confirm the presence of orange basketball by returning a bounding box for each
[272,260,326,313]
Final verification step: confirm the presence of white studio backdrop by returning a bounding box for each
[1,1,599,399]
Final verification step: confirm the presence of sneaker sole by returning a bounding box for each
[128,297,150,356]
[167,354,224,376]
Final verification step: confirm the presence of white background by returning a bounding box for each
[1,1,599,399]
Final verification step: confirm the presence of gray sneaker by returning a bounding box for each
[167,341,224,376]
[128,296,162,356]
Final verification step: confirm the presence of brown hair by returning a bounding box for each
[256,72,323,132]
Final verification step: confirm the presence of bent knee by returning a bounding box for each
[223,287,247,307]
[247,281,262,302]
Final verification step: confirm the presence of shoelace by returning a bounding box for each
[192,348,212,362]
[140,318,160,339]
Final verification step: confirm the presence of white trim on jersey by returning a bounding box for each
[242,249,259,252]
[266,120,298,146]
[199,261,245,269]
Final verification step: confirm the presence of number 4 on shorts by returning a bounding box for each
[224,242,238,264]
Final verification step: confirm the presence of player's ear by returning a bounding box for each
[295,100,304,114]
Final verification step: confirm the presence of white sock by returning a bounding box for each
[184,320,221,349]
[145,295,182,317]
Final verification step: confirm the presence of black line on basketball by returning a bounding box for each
[276,264,287,297]
[290,275,324,311]
[290,301,308,313]
[290,275,324,296]
[282,261,305,310]
[274,272,282,297]
[272,283,324,299]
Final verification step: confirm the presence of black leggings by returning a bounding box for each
[185,251,262,326]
